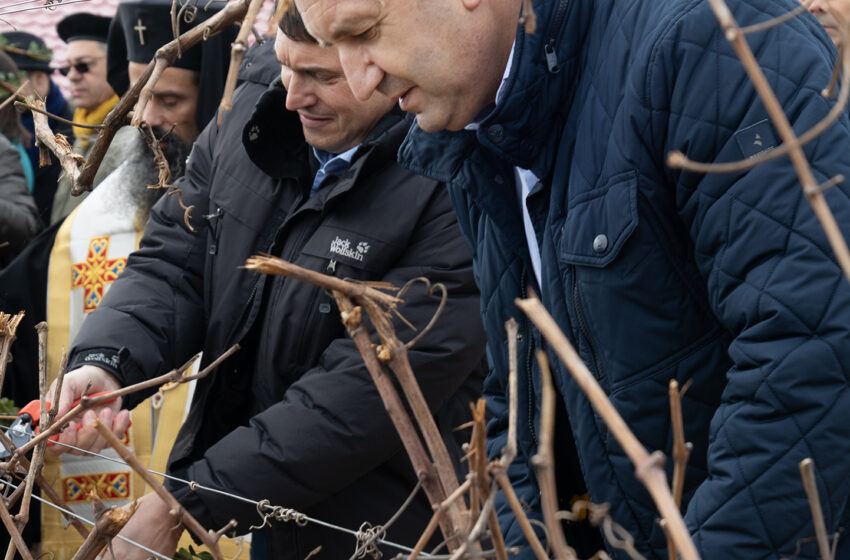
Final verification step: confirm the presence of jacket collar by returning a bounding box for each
[243,78,410,188]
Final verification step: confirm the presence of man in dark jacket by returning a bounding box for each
[0,31,74,222]
[47,7,485,560]
[296,0,850,558]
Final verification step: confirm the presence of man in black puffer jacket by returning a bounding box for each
[45,10,486,560]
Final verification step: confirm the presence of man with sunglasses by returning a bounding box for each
[50,12,118,225]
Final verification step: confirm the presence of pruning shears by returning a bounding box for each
[0,392,115,459]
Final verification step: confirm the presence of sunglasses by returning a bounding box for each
[54,58,102,77]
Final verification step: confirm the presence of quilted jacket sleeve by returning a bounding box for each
[651,5,850,557]
[0,135,40,263]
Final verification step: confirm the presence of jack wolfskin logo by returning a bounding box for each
[735,119,777,159]
[330,236,366,262]
[248,125,260,141]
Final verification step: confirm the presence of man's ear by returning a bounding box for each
[461,0,482,11]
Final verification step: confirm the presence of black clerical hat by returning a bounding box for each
[0,32,53,73]
[57,13,112,44]
[106,0,237,130]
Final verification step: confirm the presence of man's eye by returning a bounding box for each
[353,27,378,41]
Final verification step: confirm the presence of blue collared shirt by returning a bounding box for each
[310,145,359,197]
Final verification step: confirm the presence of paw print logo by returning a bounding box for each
[356,241,370,254]
[248,125,260,142]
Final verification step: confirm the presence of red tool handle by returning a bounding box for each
[18,391,116,433]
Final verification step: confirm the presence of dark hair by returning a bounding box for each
[0,51,30,146]
[278,2,318,44]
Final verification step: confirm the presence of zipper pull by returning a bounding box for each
[544,41,560,74]
[319,260,337,314]
[203,208,223,255]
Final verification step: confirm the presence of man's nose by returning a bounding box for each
[284,74,316,111]
[143,105,166,128]
[67,66,84,81]
[806,0,826,13]
[338,46,384,101]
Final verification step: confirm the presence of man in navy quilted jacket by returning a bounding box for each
[295,0,850,558]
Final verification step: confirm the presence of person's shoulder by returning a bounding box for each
[238,38,280,88]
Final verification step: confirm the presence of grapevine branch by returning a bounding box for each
[515,296,700,560]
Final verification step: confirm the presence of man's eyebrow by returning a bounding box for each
[151,89,188,98]
[281,61,336,75]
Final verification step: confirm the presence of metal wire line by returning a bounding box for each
[0,0,92,18]
[0,477,174,560]
[46,440,438,558]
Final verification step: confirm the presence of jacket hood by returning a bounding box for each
[243,79,410,181]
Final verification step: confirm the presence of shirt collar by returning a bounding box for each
[313,144,359,170]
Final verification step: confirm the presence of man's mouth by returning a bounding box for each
[398,87,415,112]
[299,112,331,127]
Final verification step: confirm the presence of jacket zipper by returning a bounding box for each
[543,0,570,74]
[520,268,538,445]
[203,207,223,255]
[571,266,603,380]
[292,259,338,366]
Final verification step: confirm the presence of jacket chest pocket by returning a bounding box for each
[300,225,398,278]
[558,171,638,268]
[556,172,721,388]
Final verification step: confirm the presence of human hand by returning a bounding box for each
[104,492,183,560]
[46,365,130,457]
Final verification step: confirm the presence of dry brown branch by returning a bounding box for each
[532,350,578,560]
[668,380,690,508]
[408,478,473,560]
[267,0,289,34]
[0,427,89,538]
[74,0,250,195]
[218,0,264,121]
[92,419,226,560]
[448,482,500,560]
[518,0,536,34]
[677,0,850,283]
[141,123,196,231]
[515,296,700,560]
[490,469,548,560]
[0,312,24,399]
[564,501,646,560]
[503,319,519,465]
[0,80,28,112]
[468,400,487,523]
[14,101,104,131]
[362,297,466,503]
[70,497,138,560]
[332,294,458,547]
[21,98,86,184]
[666,379,691,560]
[0,498,32,560]
[799,458,832,560]
[11,324,50,531]
[11,345,238,459]
[739,4,806,35]
[244,254,401,308]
